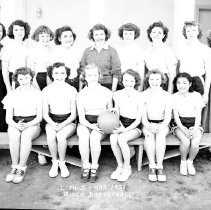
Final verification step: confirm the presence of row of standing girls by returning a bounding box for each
[0,19,211,183]
[1,64,204,184]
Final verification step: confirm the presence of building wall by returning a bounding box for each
[25,0,174,50]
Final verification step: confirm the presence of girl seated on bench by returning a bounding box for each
[172,73,204,176]
[142,70,172,182]
[110,69,143,182]
[77,64,113,183]
[42,62,77,178]
[2,67,42,184]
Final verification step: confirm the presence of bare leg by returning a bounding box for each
[8,126,21,166]
[110,133,123,166]
[46,124,57,160]
[57,124,76,161]
[77,124,91,168]
[155,126,169,169]
[189,130,202,161]
[175,128,190,161]
[19,125,41,167]
[90,130,107,169]
[143,127,156,168]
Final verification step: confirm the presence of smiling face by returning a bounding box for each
[85,67,99,85]
[123,30,135,41]
[52,66,67,83]
[185,25,199,40]
[93,29,106,44]
[150,27,164,43]
[176,77,191,94]
[59,30,74,47]
[13,25,25,41]
[123,73,136,89]
[148,73,162,88]
[38,32,51,46]
[17,74,32,87]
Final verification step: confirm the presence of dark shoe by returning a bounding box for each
[81,168,90,183]
[89,169,98,183]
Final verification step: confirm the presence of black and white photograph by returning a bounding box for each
[0,0,211,209]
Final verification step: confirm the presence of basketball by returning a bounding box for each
[97,111,120,134]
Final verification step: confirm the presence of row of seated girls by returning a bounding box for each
[2,64,205,184]
[0,19,211,184]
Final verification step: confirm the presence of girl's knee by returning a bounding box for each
[110,134,118,145]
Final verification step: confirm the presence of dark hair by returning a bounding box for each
[47,62,70,81]
[12,67,35,83]
[145,69,167,86]
[207,29,211,48]
[31,25,54,41]
[173,72,194,93]
[7,20,31,41]
[182,21,202,39]
[54,26,76,45]
[118,23,140,40]
[120,69,141,90]
[88,23,111,41]
[147,21,169,42]
[0,23,6,40]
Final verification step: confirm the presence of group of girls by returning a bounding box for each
[0,19,210,184]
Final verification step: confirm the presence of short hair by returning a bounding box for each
[31,25,54,41]
[88,24,111,41]
[145,69,167,86]
[0,23,6,40]
[182,21,202,39]
[80,63,102,85]
[12,67,35,83]
[54,26,76,45]
[207,29,211,48]
[7,20,31,41]
[147,21,169,42]
[118,23,140,40]
[120,69,141,90]
[173,72,194,93]
[47,62,70,81]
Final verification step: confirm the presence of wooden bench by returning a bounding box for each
[1,132,211,171]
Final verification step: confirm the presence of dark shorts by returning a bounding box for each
[85,115,98,124]
[192,76,204,95]
[49,113,71,123]
[13,115,36,123]
[36,72,47,90]
[148,119,164,123]
[120,115,142,131]
[179,116,195,129]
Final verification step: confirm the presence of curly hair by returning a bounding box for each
[7,20,31,41]
[12,67,35,83]
[47,62,70,82]
[88,23,111,41]
[31,25,54,41]
[147,21,169,42]
[120,69,141,89]
[173,72,194,93]
[145,69,167,86]
[54,26,76,45]
[0,23,6,40]
[207,29,211,47]
[182,21,202,39]
[118,23,140,40]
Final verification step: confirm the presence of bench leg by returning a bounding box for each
[135,144,144,171]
